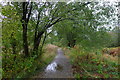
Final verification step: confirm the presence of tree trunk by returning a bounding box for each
[10,32,16,54]
[22,23,29,56]
[71,40,76,47]
[67,40,76,48]
[68,42,71,47]
[12,39,16,54]
[41,31,47,51]
[33,36,41,54]
[33,31,44,55]
[67,32,76,48]
[22,2,29,57]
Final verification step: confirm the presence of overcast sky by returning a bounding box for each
[0,0,119,2]
[0,1,119,30]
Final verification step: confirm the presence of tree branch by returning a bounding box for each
[27,2,33,23]
[34,11,41,44]
[25,2,29,14]
[46,17,74,29]
[66,2,91,14]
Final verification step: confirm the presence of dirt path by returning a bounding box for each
[33,48,73,78]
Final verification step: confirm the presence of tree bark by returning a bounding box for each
[33,37,41,53]
[11,39,16,54]
[10,32,16,54]
[67,40,76,48]
[21,2,33,57]
[34,11,41,48]
[22,23,29,56]
[33,31,44,54]
[41,31,47,51]
[67,32,76,48]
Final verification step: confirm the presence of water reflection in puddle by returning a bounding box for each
[45,62,57,72]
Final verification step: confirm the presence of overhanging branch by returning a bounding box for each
[27,2,33,23]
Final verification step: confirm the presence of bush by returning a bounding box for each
[2,53,37,78]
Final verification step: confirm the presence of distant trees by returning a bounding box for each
[109,26,120,47]
[51,2,115,49]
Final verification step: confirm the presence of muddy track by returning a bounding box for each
[33,48,73,78]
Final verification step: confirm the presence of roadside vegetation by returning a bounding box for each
[2,44,57,78]
[64,46,119,78]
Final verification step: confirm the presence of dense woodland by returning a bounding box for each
[1,1,120,79]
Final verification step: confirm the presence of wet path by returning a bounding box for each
[34,48,73,78]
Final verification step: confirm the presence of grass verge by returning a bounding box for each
[64,46,119,78]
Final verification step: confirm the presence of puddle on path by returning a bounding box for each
[56,64,63,71]
[45,62,57,72]
[45,61,63,73]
